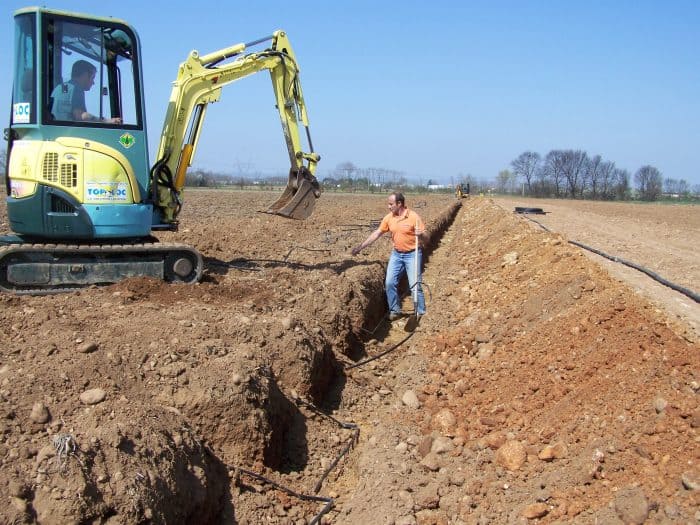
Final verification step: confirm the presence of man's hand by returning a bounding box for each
[352,228,382,256]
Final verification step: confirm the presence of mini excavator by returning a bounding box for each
[2,7,320,294]
[455,183,470,199]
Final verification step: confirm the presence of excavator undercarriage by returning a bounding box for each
[0,239,202,294]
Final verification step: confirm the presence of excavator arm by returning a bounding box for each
[151,30,320,223]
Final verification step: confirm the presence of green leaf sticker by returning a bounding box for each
[119,133,136,149]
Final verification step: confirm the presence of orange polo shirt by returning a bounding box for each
[379,208,425,252]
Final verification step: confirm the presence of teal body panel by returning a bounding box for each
[85,203,153,237]
[7,184,153,239]
[7,124,154,238]
[37,125,151,200]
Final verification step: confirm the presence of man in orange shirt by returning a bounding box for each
[352,192,427,320]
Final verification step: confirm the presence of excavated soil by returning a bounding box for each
[0,191,697,525]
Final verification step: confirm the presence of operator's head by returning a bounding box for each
[71,60,97,89]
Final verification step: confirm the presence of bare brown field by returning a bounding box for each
[0,192,697,524]
[495,196,699,341]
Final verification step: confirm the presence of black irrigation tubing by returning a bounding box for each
[207,260,262,271]
[236,468,334,525]
[283,246,333,262]
[293,397,360,494]
[521,214,700,304]
[568,240,700,303]
[345,331,416,370]
[234,396,360,525]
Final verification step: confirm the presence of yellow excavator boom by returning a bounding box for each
[152,30,320,222]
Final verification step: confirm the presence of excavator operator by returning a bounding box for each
[50,60,121,124]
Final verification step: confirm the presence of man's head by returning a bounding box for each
[71,60,96,90]
[387,192,405,216]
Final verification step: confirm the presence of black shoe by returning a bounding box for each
[389,312,403,321]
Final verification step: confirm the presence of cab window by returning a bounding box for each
[44,15,141,126]
[11,13,36,124]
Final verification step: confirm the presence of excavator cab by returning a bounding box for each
[6,8,152,240]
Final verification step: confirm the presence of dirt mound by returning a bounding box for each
[331,198,699,524]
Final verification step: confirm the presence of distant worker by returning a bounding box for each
[50,60,121,123]
[351,192,427,320]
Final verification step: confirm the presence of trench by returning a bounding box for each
[226,200,464,521]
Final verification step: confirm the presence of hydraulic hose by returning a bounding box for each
[345,329,415,370]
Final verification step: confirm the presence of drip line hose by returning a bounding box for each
[234,395,359,524]
[346,330,415,370]
[283,246,332,262]
[522,214,700,304]
[236,468,333,525]
[293,397,360,494]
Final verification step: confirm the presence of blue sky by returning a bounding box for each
[2,1,699,186]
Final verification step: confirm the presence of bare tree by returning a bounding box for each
[665,178,691,197]
[613,168,630,200]
[560,150,587,198]
[635,165,663,201]
[531,166,546,196]
[510,151,541,194]
[664,177,678,195]
[543,150,567,197]
[584,154,603,198]
[597,161,616,200]
[496,169,513,194]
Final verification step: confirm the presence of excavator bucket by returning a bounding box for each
[267,169,320,220]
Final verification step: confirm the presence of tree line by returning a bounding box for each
[509,150,699,201]
[1,147,698,201]
[320,161,410,192]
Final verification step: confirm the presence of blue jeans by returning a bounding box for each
[386,248,426,315]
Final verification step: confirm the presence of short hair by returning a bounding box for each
[71,60,96,79]
[390,192,405,206]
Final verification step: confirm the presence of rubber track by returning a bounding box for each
[0,241,203,295]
